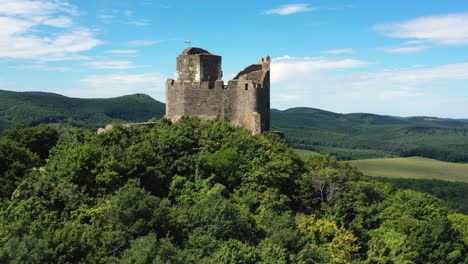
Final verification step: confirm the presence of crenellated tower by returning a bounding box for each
[166,47,270,134]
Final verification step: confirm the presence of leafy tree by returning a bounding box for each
[0,119,466,263]
[0,138,38,198]
[210,240,260,264]
[298,215,360,264]
[367,190,466,263]
[3,124,59,162]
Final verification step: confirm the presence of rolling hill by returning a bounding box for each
[1,89,467,161]
[0,90,165,131]
[271,107,468,161]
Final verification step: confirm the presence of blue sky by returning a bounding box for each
[1,0,468,118]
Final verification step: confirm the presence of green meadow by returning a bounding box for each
[350,157,468,183]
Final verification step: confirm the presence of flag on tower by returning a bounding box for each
[184,39,191,44]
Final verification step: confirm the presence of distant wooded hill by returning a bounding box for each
[1,90,467,161]
[0,90,165,132]
[271,108,468,161]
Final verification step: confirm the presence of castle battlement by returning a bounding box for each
[166,47,270,134]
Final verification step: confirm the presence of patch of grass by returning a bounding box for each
[294,148,320,157]
[350,157,468,183]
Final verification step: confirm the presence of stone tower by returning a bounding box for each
[166,47,270,134]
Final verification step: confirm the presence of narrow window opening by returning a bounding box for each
[245,83,248,90]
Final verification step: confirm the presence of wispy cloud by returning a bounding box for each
[377,88,422,100]
[0,0,100,61]
[79,72,166,100]
[13,63,72,72]
[99,8,150,26]
[42,16,72,27]
[379,45,429,54]
[0,0,78,16]
[105,49,138,55]
[271,55,370,83]
[373,12,468,45]
[128,40,165,47]
[263,3,314,16]
[86,60,136,70]
[321,48,355,55]
[270,56,468,116]
[123,19,150,26]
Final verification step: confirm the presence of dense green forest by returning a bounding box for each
[0,120,467,263]
[374,177,468,215]
[0,90,165,131]
[1,90,468,162]
[271,108,468,161]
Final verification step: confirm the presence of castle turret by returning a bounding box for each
[176,48,222,84]
[166,47,270,134]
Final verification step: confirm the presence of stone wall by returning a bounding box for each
[166,47,270,134]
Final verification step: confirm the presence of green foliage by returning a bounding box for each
[3,124,59,162]
[298,215,360,264]
[210,240,260,264]
[448,213,468,246]
[367,190,465,263]
[296,155,362,212]
[0,118,466,263]
[375,177,468,214]
[401,144,468,162]
[0,138,38,198]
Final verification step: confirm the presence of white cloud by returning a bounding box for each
[79,72,167,100]
[14,63,72,72]
[379,46,429,54]
[271,56,370,83]
[270,56,468,117]
[99,8,150,26]
[124,19,150,26]
[263,3,314,16]
[377,88,422,100]
[0,0,77,16]
[86,60,136,70]
[373,12,468,45]
[128,40,162,47]
[0,0,100,61]
[127,38,180,47]
[321,48,355,55]
[105,49,138,54]
[43,16,72,27]
[354,62,468,84]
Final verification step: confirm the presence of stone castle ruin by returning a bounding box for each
[166,48,270,134]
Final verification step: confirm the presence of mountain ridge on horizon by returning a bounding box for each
[2,89,466,121]
[1,89,468,162]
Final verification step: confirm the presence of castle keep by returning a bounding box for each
[166,48,270,134]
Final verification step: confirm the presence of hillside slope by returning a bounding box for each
[0,90,165,132]
[1,90,467,161]
[271,107,468,161]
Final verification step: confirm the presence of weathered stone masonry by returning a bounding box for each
[166,47,270,134]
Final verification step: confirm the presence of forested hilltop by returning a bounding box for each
[1,120,467,263]
[271,108,468,162]
[0,90,165,132]
[1,90,468,162]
